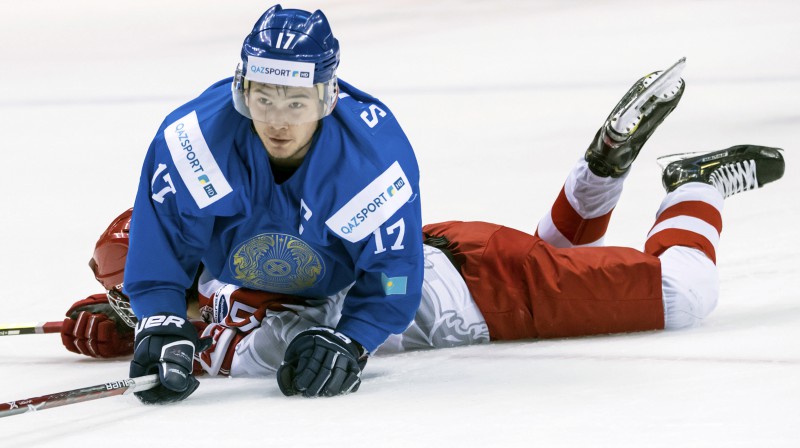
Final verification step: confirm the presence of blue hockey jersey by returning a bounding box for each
[125,77,423,352]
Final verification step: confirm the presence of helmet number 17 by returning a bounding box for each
[275,32,296,50]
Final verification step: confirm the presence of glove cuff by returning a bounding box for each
[65,293,113,318]
[134,313,198,344]
[304,326,360,357]
[304,326,369,369]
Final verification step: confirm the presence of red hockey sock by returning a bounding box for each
[645,183,723,263]
[536,159,625,247]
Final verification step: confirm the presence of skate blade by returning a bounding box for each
[655,148,727,169]
[656,151,698,169]
[610,57,686,135]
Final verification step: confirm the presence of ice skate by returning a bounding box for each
[585,58,686,178]
[659,144,785,198]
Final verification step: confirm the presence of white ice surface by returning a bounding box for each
[1,1,799,446]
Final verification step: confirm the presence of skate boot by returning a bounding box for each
[585,58,686,178]
[660,144,785,197]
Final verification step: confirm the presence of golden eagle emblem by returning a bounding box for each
[230,233,325,292]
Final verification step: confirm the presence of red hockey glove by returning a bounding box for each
[194,323,247,376]
[61,293,134,358]
[198,284,314,330]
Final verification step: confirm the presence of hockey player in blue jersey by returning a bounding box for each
[125,5,423,402]
[60,52,785,403]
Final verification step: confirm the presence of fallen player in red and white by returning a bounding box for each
[60,65,784,396]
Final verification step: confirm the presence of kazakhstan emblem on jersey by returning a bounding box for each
[230,233,325,292]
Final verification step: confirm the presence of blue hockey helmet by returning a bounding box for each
[232,5,340,125]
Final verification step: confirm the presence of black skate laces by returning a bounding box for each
[709,159,758,198]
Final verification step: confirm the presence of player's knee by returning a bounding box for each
[660,246,719,330]
[229,324,288,377]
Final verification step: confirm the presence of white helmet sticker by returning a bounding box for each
[246,56,315,88]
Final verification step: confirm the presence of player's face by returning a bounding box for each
[246,83,322,166]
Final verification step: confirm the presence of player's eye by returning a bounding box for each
[289,102,306,109]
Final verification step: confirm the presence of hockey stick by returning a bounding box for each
[0,321,63,336]
[0,374,159,418]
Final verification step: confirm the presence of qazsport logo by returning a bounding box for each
[325,162,413,243]
[164,111,232,208]
[245,56,314,88]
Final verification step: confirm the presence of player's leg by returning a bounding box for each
[537,62,685,248]
[380,240,491,353]
[425,147,783,340]
[647,144,784,329]
[423,221,664,340]
[528,145,785,336]
[535,161,627,248]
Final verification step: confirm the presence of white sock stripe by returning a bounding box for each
[536,211,574,248]
[564,158,627,219]
[536,212,607,247]
[647,215,720,248]
[657,182,724,217]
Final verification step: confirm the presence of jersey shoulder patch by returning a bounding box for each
[325,161,412,243]
[163,110,233,209]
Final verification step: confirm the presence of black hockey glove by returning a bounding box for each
[277,327,368,398]
[129,313,201,405]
